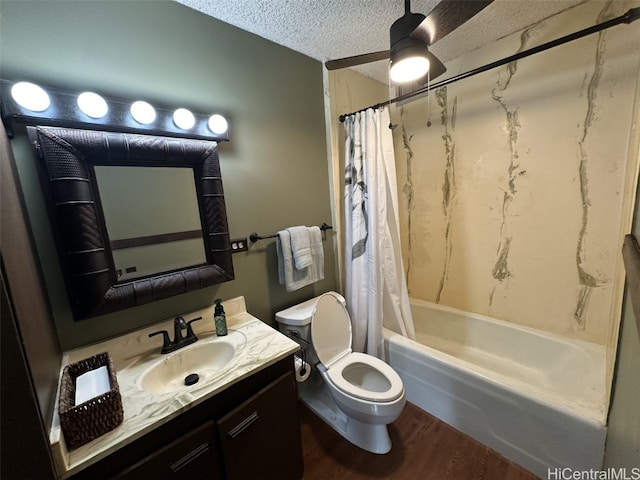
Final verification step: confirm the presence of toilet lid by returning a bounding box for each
[311,292,352,366]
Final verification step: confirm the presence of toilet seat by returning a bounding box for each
[326,352,404,402]
[311,292,404,403]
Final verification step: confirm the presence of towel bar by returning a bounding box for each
[249,223,332,243]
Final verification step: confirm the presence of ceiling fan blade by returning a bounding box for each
[411,0,494,45]
[325,50,390,70]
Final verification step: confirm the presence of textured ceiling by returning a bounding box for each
[174,0,588,83]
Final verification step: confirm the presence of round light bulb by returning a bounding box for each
[10,82,50,112]
[208,114,228,135]
[173,108,195,129]
[389,56,430,83]
[130,101,156,125]
[77,92,108,118]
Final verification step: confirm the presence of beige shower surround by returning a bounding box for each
[392,0,640,348]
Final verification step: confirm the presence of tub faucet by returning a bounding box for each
[148,316,203,354]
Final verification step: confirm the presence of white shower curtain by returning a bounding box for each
[344,107,415,359]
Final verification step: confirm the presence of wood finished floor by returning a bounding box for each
[299,402,539,480]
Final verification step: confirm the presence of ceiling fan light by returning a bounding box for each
[390,55,430,83]
[389,36,431,84]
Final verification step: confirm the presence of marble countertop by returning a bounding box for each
[49,296,299,479]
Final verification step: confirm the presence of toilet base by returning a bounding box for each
[298,376,392,454]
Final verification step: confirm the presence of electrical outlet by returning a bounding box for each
[231,237,249,253]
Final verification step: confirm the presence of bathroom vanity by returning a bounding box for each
[50,297,303,479]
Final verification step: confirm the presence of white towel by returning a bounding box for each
[288,226,312,269]
[277,227,324,292]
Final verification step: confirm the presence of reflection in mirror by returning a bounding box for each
[94,166,206,280]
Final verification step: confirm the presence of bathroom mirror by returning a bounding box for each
[28,126,234,320]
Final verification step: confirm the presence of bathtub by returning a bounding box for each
[383,298,608,478]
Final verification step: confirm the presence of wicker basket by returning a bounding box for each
[58,352,124,450]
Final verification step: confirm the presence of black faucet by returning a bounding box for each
[148,316,203,354]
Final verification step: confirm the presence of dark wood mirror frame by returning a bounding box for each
[28,126,234,320]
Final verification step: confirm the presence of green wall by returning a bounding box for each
[0,0,336,349]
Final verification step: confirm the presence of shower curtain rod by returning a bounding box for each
[338,7,639,123]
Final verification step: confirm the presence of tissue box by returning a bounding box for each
[58,352,123,450]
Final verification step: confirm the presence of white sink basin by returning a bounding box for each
[139,333,246,394]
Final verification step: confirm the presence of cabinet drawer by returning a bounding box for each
[217,371,303,480]
[114,420,222,479]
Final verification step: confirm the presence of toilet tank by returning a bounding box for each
[275,295,321,343]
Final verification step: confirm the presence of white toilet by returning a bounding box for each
[275,291,405,454]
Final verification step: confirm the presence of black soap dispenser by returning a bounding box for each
[214,299,227,336]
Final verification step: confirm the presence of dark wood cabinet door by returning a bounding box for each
[217,371,303,480]
[114,420,223,479]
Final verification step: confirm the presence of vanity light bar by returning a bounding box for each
[0,79,229,142]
